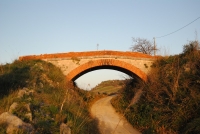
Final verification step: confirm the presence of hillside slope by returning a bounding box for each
[0,60,99,134]
[111,41,200,134]
[91,80,126,95]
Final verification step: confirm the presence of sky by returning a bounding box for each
[0,0,200,89]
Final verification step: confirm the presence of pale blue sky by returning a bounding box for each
[0,0,200,89]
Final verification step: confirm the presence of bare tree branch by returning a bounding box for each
[130,37,156,55]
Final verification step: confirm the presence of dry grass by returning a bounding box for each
[111,41,200,134]
[0,59,100,133]
[0,90,18,114]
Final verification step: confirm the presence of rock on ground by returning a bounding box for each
[0,112,34,134]
[60,123,71,134]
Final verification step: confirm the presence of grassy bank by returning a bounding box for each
[111,41,200,134]
[0,59,100,134]
[91,80,125,95]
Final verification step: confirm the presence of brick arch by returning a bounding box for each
[66,59,147,82]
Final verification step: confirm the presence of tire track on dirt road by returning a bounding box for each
[91,96,141,134]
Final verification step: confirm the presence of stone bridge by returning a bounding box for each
[19,51,156,82]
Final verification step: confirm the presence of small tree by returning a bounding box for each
[130,37,155,55]
[183,40,199,54]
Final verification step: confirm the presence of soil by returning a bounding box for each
[91,96,141,134]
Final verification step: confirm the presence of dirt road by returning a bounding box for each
[91,96,141,134]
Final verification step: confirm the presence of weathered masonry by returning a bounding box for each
[19,51,156,82]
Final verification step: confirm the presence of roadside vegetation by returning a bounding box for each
[1,40,199,133]
[0,59,100,134]
[112,41,200,134]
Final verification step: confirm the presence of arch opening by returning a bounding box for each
[66,59,147,82]
[72,65,139,81]
[75,69,129,90]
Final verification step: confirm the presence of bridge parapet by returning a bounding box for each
[19,50,154,60]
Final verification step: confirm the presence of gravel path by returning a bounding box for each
[91,96,141,134]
